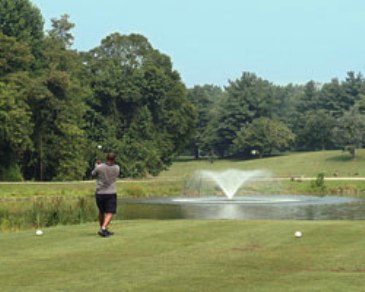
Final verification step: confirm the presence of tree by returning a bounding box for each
[295,110,336,151]
[0,0,44,56]
[187,85,224,158]
[0,81,33,180]
[233,117,295,157]
[0,31,35,180]
[209,72,275,156]
[48,14,75,49]
[84,33,195,177]
[332,106,365,158]
[318,78,350,117]
[0,33,34,76]
[342,71,363,104]
[118,106,165,177]
[23,16,89,181]
[296,80,320,113]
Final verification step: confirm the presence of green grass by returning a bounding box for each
[2,220,365,291]
[0,181,96,198]
[2,151,365,290]
[162,149,365,178]
[1,149,365,199]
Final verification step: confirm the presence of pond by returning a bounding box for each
[118,195,365,220]
[1,194,365,231]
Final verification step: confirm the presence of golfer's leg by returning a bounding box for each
[102,213,113,229]
[99,212,104,228]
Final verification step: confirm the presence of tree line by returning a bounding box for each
[1,0,364,181]
[188,72,365,160]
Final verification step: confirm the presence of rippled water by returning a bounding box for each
[118,195,365,220]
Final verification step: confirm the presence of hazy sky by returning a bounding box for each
[31,0,365,88]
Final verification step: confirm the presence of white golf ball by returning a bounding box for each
[294,231,302,238]
[36,229,43,236]
[97,145,102,149]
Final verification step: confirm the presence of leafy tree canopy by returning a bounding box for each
[84,32,195,177]
[0,0,44,55]
[233,117,295,157]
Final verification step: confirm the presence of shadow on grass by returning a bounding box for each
[325,154,363,162]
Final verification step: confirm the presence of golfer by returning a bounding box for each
[91,152,120,237]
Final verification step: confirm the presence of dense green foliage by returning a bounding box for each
[188,72,365,158]
[1,0,365,181]
[233,117,295,157]
[0,1,194,180]
[84,33,195,177]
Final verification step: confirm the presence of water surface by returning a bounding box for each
[118,195,365,220]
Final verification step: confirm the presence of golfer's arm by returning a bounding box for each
[91,167,98,177]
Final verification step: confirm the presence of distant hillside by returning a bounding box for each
[165,150,365,178]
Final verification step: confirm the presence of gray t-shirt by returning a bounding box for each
[92,163,120,194]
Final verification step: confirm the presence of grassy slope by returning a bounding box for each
[159,149,365,197]
[162,149,365,178]
[2,220,365,291]
[1,150,365,198]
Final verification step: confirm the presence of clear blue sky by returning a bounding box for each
[31,0,365,88]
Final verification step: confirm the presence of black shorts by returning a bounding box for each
[95,193,117,214]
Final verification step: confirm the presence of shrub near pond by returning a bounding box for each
[0,165,23,181]
[311,173,326,192]
[0,196,97,231]
[123,185,146,197]
[33,196,97,227]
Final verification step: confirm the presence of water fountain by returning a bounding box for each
[199,169,269,199]
[121,168,361,220]
[175,168,302,204]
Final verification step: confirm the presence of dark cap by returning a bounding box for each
[106,152,116,162]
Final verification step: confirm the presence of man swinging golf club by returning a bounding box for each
[92,152,120,237]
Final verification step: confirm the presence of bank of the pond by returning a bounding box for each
[1,177,365,199]
[0,179,183,198]
[3,149,365,198]
[1,179,365,231]
[0,196,97,232]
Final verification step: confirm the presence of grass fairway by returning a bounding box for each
[2,220,365,291]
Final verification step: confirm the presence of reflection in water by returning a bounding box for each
[119,195,365,220]
[117,203,185,220]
